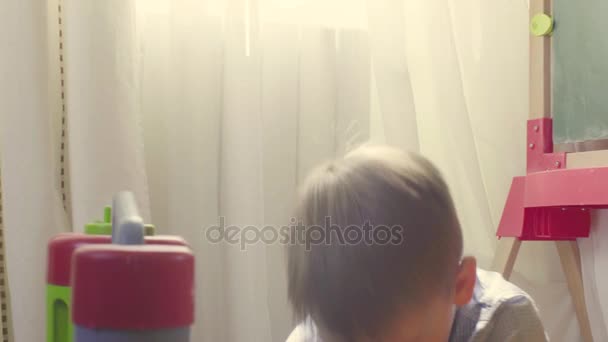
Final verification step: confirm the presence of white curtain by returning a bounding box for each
[2,0,607,341]
[0,1,71,341]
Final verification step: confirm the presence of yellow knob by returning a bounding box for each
[531,13,553,37]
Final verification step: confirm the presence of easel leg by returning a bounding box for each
[555,240,593,342]
[491,237,521,280]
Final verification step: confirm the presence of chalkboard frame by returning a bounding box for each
[531,0,608,166]
[555,138,608,153]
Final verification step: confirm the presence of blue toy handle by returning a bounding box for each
[111,191,144,245]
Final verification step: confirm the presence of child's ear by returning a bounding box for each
[454,256,477,306]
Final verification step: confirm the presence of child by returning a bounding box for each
[286,145,547,342]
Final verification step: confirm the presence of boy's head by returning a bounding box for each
[288,145,476,341]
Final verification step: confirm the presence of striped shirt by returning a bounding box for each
[287,269,548,342]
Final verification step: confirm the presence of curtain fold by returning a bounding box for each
[259,22,299,341]
[220,1,272,339]
[0,1,69,341]
[64,0,151,231]
[366,0,419,152]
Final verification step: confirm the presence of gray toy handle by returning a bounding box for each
[112,191,145,245]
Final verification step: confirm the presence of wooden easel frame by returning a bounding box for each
[492,0,595,341]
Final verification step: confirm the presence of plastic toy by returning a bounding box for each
[85,206,155,236]
[72,192,194,341]
[47,235,109,342]
[46,192,192,342]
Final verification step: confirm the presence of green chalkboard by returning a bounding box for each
[553,0,608,146]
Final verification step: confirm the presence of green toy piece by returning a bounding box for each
[144,224,155,236]
[85,206,155,236]
[531,13,553,37]
[84,206,112,235]
[46,284,72,342]
[103,205,111,224]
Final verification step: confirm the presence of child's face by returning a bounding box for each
[359,257,477,342]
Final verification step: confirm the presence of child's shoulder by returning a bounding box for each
[474,268,532,309]
[466,268,548,342]
[286,317,323,342]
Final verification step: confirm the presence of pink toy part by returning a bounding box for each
[47,233,189,286]
[72,245,195,330]
[144,235,189,247]
[526,118,567,173]
[47,234,111,286]
[497,118,608,240]
[525,167,608,207]
[497,177,526,238]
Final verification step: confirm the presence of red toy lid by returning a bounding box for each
[144,235,189,247]
[47,234,111,286]
[71,245,194,330]
[47,233,188,286]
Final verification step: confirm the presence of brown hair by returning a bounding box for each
[287,145,463,340]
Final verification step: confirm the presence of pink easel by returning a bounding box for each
[492,1,605,341]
